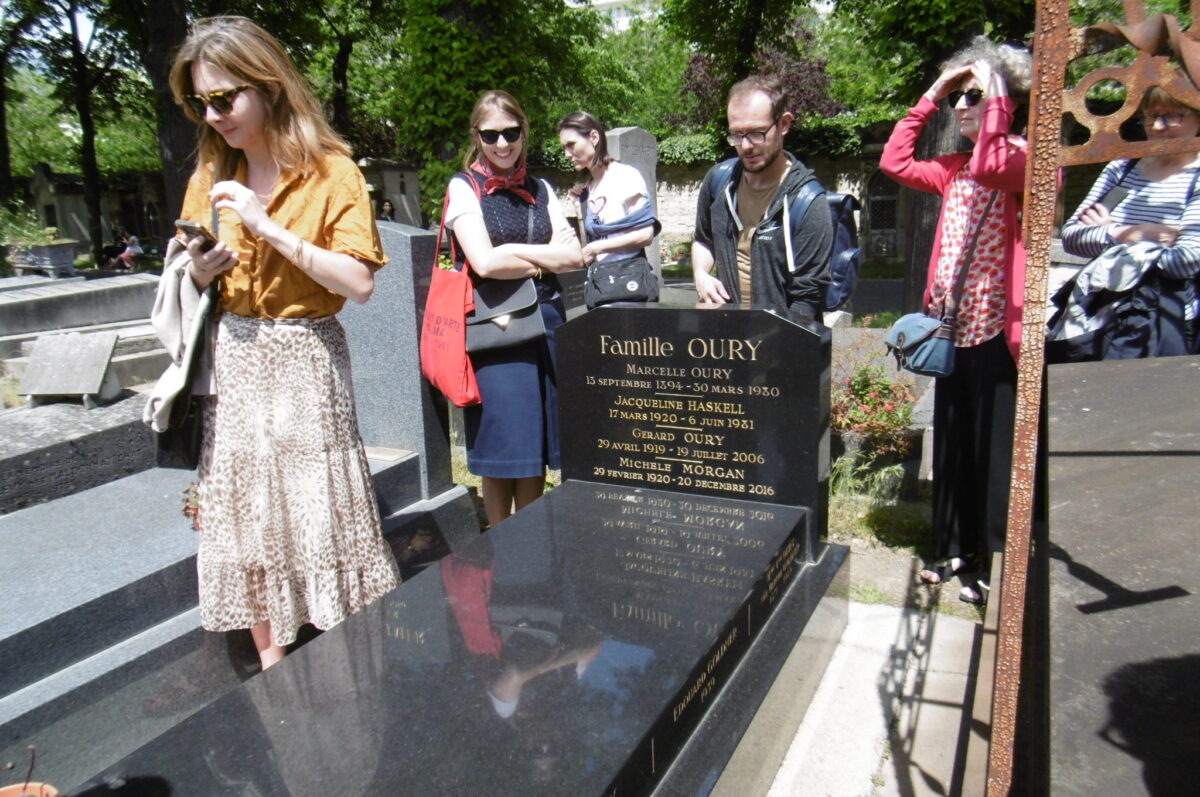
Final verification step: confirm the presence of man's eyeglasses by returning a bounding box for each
[477,126,522,145]
[726,120,779,147]
[185,86,251,117]
[1140,111,1190,127]
[947,88,985,108]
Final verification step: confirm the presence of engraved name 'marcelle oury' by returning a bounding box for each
[599,335,763,361]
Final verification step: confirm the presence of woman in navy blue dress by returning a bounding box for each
[443,90,583,527]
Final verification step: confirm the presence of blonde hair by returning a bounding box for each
[462,90,530,170]
[169,16,348,180]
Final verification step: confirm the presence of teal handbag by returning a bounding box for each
[885,189,999,379]
[885,314,956,377]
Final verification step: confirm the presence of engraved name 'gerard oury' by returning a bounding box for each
[600,335,763,361]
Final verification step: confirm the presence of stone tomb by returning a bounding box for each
[19,331,121,407]
[558,304,832,547]
[68,304,844,795]
[77,484,825,796]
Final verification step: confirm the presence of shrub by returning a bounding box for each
[0,201,57,249]
[831,365,916,461]
[658,133,721,166]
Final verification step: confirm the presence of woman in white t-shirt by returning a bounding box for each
[559,112,661,308]
[445,91,582,528]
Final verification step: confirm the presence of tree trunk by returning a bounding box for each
[0,12,37,208]
[68,7,103,263]
[139,0,192,241]
[332,36,353,139]
[0,61,13,207]
[732,0,767,80]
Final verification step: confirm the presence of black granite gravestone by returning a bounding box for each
[75,482,814,796]
[558,304,831,544]
[60,305,845,797]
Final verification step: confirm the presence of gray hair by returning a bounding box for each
[941,36,1033,102]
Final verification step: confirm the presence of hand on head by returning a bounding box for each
[974,59,1009,97]
[925,64,974,104]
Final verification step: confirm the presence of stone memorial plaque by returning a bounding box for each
[19,331,120,403]
[75,482,809,796]
[557,305,830,527]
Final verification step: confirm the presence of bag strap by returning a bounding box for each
[943,188,1001,320]
[578,185,590,245]
[784,180,824,274]
[206,170,223,304]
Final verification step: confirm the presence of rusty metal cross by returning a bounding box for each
[990,1,1200,792]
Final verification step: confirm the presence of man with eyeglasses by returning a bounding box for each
[692,74,832,323]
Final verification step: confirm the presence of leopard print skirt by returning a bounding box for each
[197,312,399,646]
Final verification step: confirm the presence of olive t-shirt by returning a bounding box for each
[735,170,789,303]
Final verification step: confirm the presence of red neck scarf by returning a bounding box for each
[469,159,537,205]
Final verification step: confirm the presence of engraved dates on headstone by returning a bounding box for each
[558,306,830,511]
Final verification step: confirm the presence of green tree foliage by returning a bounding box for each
[392,0,603,219]
[544,11,693,142]
[104,0,192,239]
[832,0,1035,85]
[536,9,698,169]
[663,0,844,158]
[29,0,143,259]
[662,0,807,82]
[0,0,40,204]
[5,69,77,176]
[800,12,916,157]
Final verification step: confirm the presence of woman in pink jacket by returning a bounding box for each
[880,37,1032,605]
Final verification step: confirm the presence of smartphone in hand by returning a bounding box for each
[175,219,218,252]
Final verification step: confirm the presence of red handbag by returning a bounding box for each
[420,193,481,407]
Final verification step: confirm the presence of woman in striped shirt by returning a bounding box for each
[1062,86,1200,355]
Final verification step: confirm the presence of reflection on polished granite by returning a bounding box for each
[71,482,813,796]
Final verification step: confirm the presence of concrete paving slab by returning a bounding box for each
[768,603,980,797]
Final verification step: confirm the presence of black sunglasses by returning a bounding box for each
[185,85,251,117]
[477,126,522,145]
[947,88,985,108]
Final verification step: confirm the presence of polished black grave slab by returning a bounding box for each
[1046,356,1200,797]
[73,482,812,796]
[557,305,831,546]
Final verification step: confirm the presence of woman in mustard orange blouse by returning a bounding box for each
[167,16,397,669]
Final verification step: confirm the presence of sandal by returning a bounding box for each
[919,556,973,586]
[959,580,990,605]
